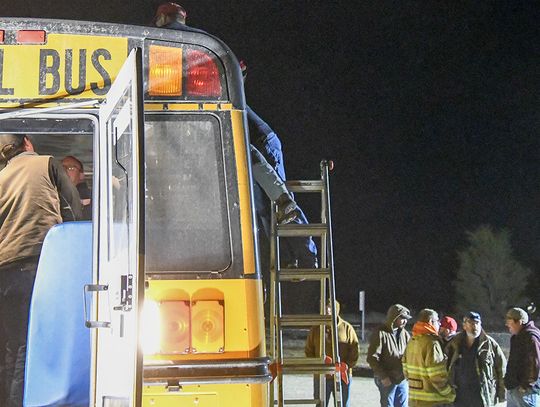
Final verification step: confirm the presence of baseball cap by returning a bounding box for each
[464,311,482,322]
[440,316,457,331]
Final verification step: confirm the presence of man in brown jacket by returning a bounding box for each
[305,300,359,407]
[0,134,81,407]
[367,304,412,406]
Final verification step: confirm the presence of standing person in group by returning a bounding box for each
[446,311,507,407]
[439,316,458,347]
[305,300,359,407]
[367,303,412,406]
[0,134,81,407]
[62,155,92,220]
[403,308,455,407]
[504,307,540,407]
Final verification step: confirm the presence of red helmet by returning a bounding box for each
[155,2,187,19]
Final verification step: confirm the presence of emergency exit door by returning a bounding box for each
[91,48,145,407]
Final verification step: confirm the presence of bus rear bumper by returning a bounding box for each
[143,357,272,385]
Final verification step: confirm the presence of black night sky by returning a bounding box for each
[3,2,539,313]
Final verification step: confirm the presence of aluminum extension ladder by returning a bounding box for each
[269,160,342,407]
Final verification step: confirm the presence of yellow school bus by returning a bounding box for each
[0,18,269,406]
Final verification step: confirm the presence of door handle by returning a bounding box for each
[83,284,111,328]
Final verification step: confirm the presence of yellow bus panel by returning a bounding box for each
[0,34,128,100]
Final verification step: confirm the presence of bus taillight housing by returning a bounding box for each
[186,49,222,97]
[147,44,224,99]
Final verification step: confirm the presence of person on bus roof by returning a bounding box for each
[241,60,318,268]
[0,133,82,406]
[153,2,187,28]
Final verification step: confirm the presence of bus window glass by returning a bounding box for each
[0,118,94,177]
[144,115,231,273]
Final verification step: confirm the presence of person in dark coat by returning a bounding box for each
[504,307,540,407]
[367,304,412,407]
[446,311,506,407]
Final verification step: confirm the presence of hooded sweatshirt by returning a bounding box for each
[505,320,540,393]
[367,304,411,383]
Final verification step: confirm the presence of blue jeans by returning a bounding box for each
[374,377,408,407]
[508,387,539,407]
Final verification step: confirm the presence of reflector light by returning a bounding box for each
[17,30,46,44]
[191,300,224,353]
[186,49,222,97]
[160,300,190,354]
[0,31,4,43]
[148,45,183,96]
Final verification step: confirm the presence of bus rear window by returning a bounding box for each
[144,114,231,273]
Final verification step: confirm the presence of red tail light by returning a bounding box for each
[186,49,222,98]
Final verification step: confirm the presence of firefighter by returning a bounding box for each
[402,309,455,407]
[0,134,82,406]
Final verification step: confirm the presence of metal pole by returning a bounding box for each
[359,290,365,341]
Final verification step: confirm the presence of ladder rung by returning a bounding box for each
[283,357,327,365]
[278,269,330,281]
[274,400,322,406]
[285,180,324,193]
[277,223,327,237]
[279,314,332,327]
[281,363,336,374]
[284,399,322,405]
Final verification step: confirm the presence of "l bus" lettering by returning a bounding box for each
[0,50,15,95]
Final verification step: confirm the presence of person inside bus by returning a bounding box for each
[62,155,92,220]
[0,133,82,407]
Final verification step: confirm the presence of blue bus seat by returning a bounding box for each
[24,222,92,407]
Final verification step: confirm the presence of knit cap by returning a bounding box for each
[506,307,529,324]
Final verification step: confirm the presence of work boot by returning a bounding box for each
[275,193,298,224]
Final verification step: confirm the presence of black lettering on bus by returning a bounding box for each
[90,49,111,96]
[0,50,15,95]
[39,49,60,95]
[65,49,87,95]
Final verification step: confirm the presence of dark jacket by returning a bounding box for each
[505,321,540,393]
[367,307,411,383]
[446,331,507,406]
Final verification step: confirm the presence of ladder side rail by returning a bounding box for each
[321,161,342,407]
[273,204,286,407]
[269,202,278,406]
[318,172,328,407]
